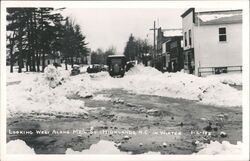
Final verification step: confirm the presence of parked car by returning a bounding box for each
[101,65,108,71]
[87,64,102,73]
[71,65,80,75]
[126,61,136,71]
[53,62,62,68]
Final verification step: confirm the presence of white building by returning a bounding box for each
[181,8,242,76]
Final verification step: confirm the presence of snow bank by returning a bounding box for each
[66,140,128,154]
[7,64,242,116]
[92,65,242,107]
[66,140,160,155]
[6,139,241,155]
[195,141,242,155]
[7,66,91,117]
[126,64,162,76]
[206,73,242,86]
[7,139,35,154]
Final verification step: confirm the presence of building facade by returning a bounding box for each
[159,28,183,72]
[162,36,183,72]
[181,8,242,76]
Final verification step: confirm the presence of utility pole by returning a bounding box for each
[150,21,158,67]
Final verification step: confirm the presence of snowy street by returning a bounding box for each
[6,65,242,154]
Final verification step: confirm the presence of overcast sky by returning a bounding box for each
[61,8,236,54]
[62,8,186,54]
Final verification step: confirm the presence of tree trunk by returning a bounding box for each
[10,55,13,73]
[42,52,45,72]
[36,53,40,72]
[31,51,36,72]
[32,9,37,72]
[71,56,74,68]
[65,58,68,70]
[9,37,14,73]
[26,59,29,72]
[18,53,22,73]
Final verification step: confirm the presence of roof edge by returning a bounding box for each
[181,8,195,18]
[195,9,242,14]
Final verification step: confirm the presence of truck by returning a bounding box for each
[107,55,126,77]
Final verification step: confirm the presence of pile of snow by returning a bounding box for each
[7,64,242,117]
[44,65,70,88]
[206,73,242,86]
[195,141,242,155]
[66,140,128,154]
[66,140,160,155]
[126,64,162,76]
[7,139,35,154]
[6,139,242,155]
[92,65,241,107]
[7,66,91,117]
[92,94,111,101]
[89,71,110,80]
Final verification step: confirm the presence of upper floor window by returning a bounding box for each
[219,27,227,42]
[188,29,192,46]
[184,32,187,46]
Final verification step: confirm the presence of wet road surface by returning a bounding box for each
[7,89,242,154]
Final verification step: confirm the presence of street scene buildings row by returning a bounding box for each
[154,8,242,76]
[8,8,242,76]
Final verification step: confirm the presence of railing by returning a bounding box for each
[198,65,242,77]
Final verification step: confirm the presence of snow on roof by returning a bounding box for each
[198,13,241,22]
[163,29,183,37]
[195,10,242,25]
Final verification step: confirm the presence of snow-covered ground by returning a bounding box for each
[7,65,92,117]
[7,65,242,116]
[6,65,243,155]
[7,139,242,155]
[194,141,242,155]
[89,65,242,107]
[7,139,35,154]
[206,73,242,86]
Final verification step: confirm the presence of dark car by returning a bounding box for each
[53,62,62,68]
[87,64,102,73]
[71,65,80,75]
[107,55,126,77]
[126,61,136,71]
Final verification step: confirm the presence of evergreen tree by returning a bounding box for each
[123,34,152,63]
[6,7,66,73]
[61,17,88,69]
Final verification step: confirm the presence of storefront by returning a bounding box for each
[183,48,195,74]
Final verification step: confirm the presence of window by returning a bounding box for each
[189,29,192,46]
[219,27,227,42]
[184,32,187,46]
[215,67,228,74]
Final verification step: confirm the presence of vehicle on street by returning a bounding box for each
[107,55,126,77]
[71,65,80,75]
[87,64,102,73]
[126,61,136,71]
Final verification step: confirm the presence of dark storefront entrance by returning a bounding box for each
[183,49,195,74]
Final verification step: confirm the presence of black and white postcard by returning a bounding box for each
[1,1,249,161]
